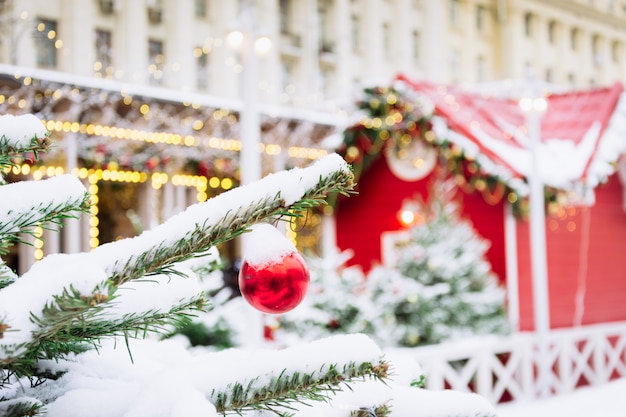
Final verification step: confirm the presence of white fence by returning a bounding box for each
[397,321,626,405]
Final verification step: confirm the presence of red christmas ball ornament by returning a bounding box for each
[238,224,310,314]
[239,250,309,314]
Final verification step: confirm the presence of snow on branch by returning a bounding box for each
[208,333,387,414]
[0,175,90,238]
[0,114,50,172]
[0,114,48,149]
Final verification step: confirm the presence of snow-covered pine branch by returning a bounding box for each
[208,334,387,415]
[0,114,50,171]
[0,175,90,244]
[0,114,63,290]
[0,153,355,383]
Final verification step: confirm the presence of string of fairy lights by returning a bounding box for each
[3,163,213,257]
[37,117,328,160]
[6,115,328,261]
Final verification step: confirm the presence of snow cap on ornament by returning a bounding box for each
[238,223,310,314]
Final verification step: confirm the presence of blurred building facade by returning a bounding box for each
[1,0,624,110]
[1,0,625,270]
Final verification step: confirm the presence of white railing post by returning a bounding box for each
[558,334,573,393]
[476,350,493,403]
[593,332,607,384]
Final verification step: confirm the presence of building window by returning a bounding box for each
[194,0,207,17]
[548,20,556,44]
[568,73,576,88]
[35,19,58,68]
[279,0,291,34]
[383,22,390,58]
[476,5,486,31]
[147,0,163,24]
[194,47,209,90]
[351,15,360,53]
[570,27,579,50]
[612,40,622,63]
[318,1,334,53]
[95,29,112,76]
[412,30,420,63]
[524,12,533,37]
[449,0,459,26]
[592,34,603,66]
[148,39,164,85]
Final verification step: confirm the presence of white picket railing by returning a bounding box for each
[395,321,626,405]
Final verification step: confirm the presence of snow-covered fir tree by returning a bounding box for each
[0,114,496,416]
[367,181,510,346]
[277,180,509,348]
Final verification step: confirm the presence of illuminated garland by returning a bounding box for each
[336,85,567,218]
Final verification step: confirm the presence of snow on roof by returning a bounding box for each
[0,64,345,128]
[397,74,626,193]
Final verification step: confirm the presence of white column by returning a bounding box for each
[43,225,61,256]
[504,6,526,79]
[236,0,265,347]
[140,182,159,230]
[117,0,149,83]
[495,0,511,79]
[464,0,478,82]
[258,0,280,105]
[504,202,520,332]
[162,181,176,220]
[392,0,412,74]
[211,1,239,98]
[363,0,383,79]
[321,212,338,258]
[18,234,35,275]
[64,133,81,254]
[423,0,447,82]
[580,29,594,87]
[61,0,95,75]
[521,86,550,398]
[300,0,320,104]
[333,0,352,98]
[175,184,187,212]
[239,0,262,186]
[12,0,36,67]
[165,0,194,90]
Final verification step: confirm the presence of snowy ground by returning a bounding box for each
[495,378,626,417]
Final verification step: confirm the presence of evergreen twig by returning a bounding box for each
[212,359,389,416]
[0,134,50,171]
[0,194,91,255]
[0,399,45,417]
[2,291,206,382]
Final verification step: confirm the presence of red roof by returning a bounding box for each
[396,74,626,192]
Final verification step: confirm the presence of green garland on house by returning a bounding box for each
[335,84,566,218]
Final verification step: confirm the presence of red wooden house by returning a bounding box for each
[334,75,626,332]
